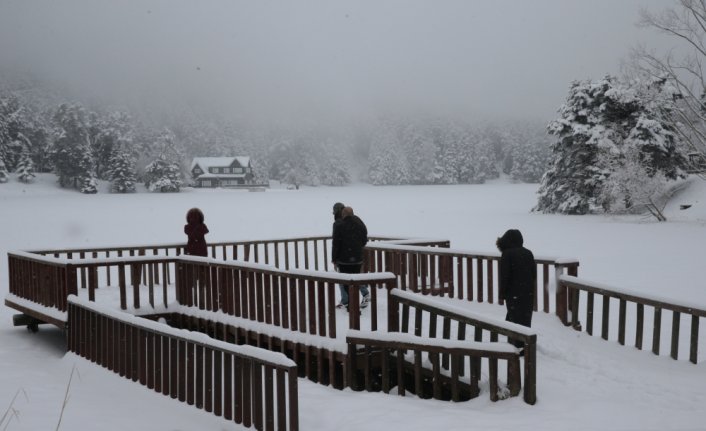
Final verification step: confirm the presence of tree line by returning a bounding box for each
[0,81,552,192]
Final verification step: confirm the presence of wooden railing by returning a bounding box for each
[8,251,177,315]
[67,296,299,431]
[560,275,706,364]
[347,330,521,402]
[7,250,398,337]
[364,243,580,325]
[7,252,75,321]
[386,289,537,404]
[29,235,447,274]
[176,257,398,337]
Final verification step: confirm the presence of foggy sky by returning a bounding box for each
[0,0,677,125]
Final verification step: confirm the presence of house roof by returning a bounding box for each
[190,157,251,171]
[197,173,247,179]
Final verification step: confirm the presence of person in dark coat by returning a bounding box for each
[184,207,209,257]
[332,206,370,310]
[497,229,536,347]
[332,202,347,302]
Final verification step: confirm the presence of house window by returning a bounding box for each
[202,180,211,187]
[233,167,243,174]
[194,168,202,174]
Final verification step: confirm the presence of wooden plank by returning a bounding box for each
[432,352,441,399]
[328,282,336,339]
[489,357,498,401]
[618,299,626,345]
[146,331,155,390]
[671,311,680,360]
[690,315,699,364]
[205,346,213,413]
[414,350,422,397]
[186,342,195,405]
[456,257,464,300]
[223,353,233,420]
[264,273,273,325]
[476,258,483,302]
[586,292,594,336]
[450,353,460,402]
[276,368,286,430]
[234,356,243,424]
[487,259,494,304]
[601,296,610,340]
[543,264,550,312]
[264,365,274,431]
[288,367,299,431]
[636,303,644,350]
[381,347,390,394]
[161,336,169,396]
[308,279,317,335]
[653,307,662,355]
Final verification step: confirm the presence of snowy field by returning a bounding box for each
[1,174,705,430]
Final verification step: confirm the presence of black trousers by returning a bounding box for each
[505,297,533,348]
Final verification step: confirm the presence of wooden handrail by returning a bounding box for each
[363,243,579,326]
[560,275,704,364]
[347,330,522,402]
[387,288,537,404]
[67,297,299,430]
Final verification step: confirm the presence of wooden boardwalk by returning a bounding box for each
[5,235,705,428]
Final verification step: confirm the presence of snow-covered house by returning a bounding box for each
[190,157,256,188]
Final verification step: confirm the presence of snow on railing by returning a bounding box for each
[68,296,299,430]
[559,274,705,364]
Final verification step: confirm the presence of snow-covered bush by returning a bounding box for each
[144,156,182,192]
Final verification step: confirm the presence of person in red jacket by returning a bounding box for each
[184,208,209,257]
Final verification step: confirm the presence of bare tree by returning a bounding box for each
[632,0,706,170]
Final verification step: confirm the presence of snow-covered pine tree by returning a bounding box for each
[536,75,684,214]
[401,122,436,184]
[16,147,35,183]
[78,151,97,193]
[51,104,96,190]
[368,123,410,185]
[317,143,351,186]
[91,111,135,180]
[509,140,551,183]
[143,129,183,193]
[469,137,499,183]
[109,150,136,193]
[536,77,631,214]
[0,158,8,183]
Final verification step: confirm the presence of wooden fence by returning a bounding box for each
[175,257,398,338]
[364,243,580,326]
[347,330,521,403]
[560,275,706,364]
[30,236,449,274]
[67,296,299,431]
[386,289,537,404]
[7,251,399,336]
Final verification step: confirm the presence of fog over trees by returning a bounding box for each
[0,0,701,219]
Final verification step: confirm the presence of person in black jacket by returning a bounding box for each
[332,206,370,310]
[497,229,536,347]
[331,202,346,305]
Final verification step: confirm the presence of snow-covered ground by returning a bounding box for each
[1,173,705,430]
